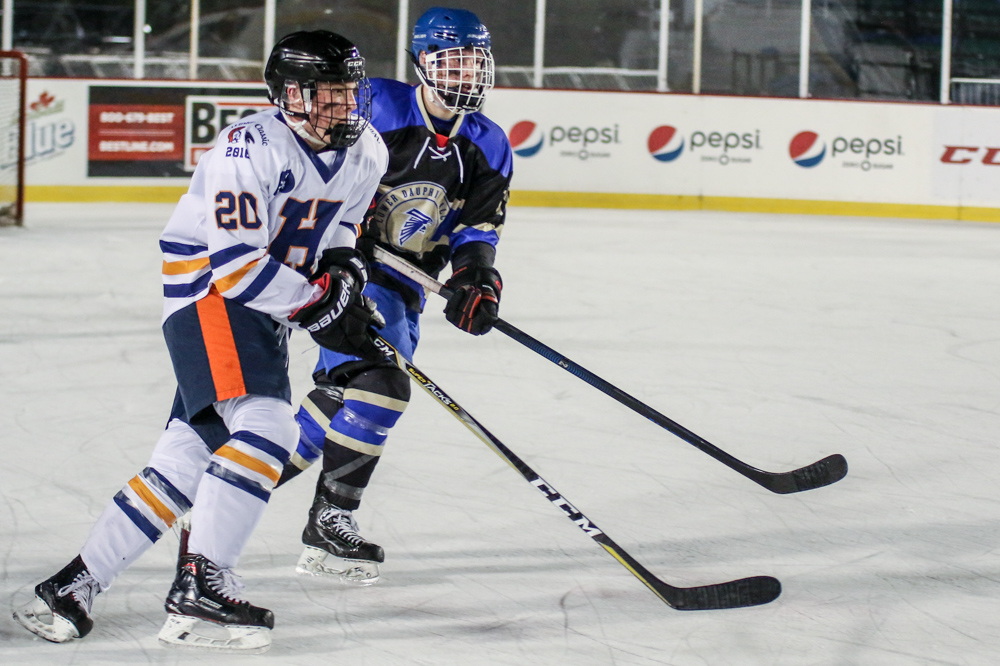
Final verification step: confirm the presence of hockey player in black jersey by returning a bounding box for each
[279,7,513,584]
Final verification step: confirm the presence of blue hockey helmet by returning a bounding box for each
[410,8,494,114]
[410,7,491,58]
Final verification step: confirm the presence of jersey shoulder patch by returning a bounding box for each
[215,110,279,163]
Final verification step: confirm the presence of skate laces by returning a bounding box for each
[57,571,100,615]
[319,507,364,546]
[204,562,247,604]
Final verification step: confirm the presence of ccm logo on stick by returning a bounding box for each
[940,146,1000,165]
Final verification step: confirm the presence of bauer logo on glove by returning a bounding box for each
[301,274,354,334]
[291,247,385,359]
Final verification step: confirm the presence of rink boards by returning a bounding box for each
[10,78,1000,221]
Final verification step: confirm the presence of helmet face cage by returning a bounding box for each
[265,32,372,149]
[416,45,494,114]
[281,74,372,149]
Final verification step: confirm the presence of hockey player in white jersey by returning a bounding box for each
[13,31,388,653]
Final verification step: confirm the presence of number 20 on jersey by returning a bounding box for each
[215,191,260,230]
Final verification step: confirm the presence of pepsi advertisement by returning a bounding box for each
[485,88,964,215]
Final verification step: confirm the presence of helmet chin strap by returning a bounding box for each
[421,84,459,120]
[281,110,329,151]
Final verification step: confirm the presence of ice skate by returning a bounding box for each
[158,554,273,654]
[296,496,384,585]
[13,555,101,643]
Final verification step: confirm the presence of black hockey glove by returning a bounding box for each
[313,246,369,287]
[292,249,385,360]
[443,264,502,336]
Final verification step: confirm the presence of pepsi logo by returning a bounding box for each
[648,126,685,162]
[508,121,544,158]
[789,131,825,168]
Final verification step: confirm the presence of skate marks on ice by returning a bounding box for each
[3,205,1000,663]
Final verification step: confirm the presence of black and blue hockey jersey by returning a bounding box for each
[363,78,513,283]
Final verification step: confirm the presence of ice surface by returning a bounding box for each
[2,203,999,664]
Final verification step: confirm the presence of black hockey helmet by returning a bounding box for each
[264,30,371,149]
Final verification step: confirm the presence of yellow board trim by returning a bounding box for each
[26,185,188,203]
[508,190,1000,223]
[25,185,1000,223]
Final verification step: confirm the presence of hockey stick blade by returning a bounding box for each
[662,573,782,611]
[373,246,848,495]
[373,335,781,611]
[748,453,848,494]
[593,532,780,610]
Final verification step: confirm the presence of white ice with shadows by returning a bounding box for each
[2,203,999,665]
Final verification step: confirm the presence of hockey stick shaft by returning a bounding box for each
[373,247,846,494]
[372,335,780,610]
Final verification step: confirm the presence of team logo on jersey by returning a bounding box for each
[227,126,244,143]
[647,126,685,162]
[373,182,451,254]
[274,169,295,195]
[508,121,543,157]
[789,131,826,168]
[399,209,434,245]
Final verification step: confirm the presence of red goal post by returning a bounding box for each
[0,50,27,227]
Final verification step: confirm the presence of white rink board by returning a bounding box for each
[487,90,928,202]
[13,78,1000,217]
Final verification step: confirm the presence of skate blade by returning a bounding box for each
[157,613,271,654]
[12,595,81,643]
[295,546,380,586]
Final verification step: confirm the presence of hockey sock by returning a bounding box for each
[317,367,410,510]
[279,385,345,487]
[79,419,208,588]
[187,395,297,569]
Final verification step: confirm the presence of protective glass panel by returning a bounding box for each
[951,1,1000,105]
[542,0,659,91]
[409,0,534,87]
[273,0,397,80]
[11,0,135,76]
[809,0,940,101]
[702,0,801,97]
[667,0,695,93]
[140,1,262,80]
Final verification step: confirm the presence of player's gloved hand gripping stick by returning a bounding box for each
[373,246,848,495]
[291,248,386,361]
[443,263,502,335]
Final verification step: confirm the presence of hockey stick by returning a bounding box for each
[373,335,781,610]
[373,246,847,494]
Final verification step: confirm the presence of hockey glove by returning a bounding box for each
[313,246,369,288]
[443,264,502,336]
[292,249,385,360]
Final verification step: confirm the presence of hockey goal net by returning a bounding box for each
[0,51,27,227]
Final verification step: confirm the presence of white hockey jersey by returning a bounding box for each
[159,109,388,324]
